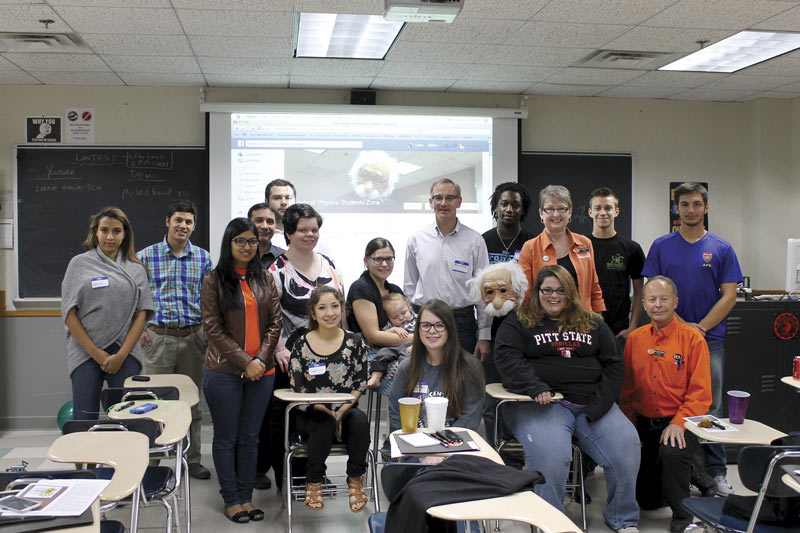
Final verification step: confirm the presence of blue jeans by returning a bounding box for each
[454,313,477,354]
[704,338,727,477]
[505,401,641,530]
[71,355,142,420]
[203,369,275,507]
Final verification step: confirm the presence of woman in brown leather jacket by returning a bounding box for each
[201,217,281,524]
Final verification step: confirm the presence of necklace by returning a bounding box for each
[496,226,522,257]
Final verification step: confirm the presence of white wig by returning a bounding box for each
[467,262,529,307]
[349,150,399,200]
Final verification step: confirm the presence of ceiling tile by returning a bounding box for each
[80,34,193,55]
[525,83,610,96]
[291,58,383,77]
[0,70,41,83]
[644,0,791,30]
[103,54,200,73]
[401,18,525,44]
[177,9,294,37]
[188,35,292,58]
[53,6,183,34]
[505,21,632,48]
[289,75,375,88]
[603,26,732,53]
[624,70,725,88]
[205,73,288,87]
[172,0,294,10]
[370,78,455,91]
[29,70,123,84]
[596,85,682,99]
[460,0,548,20]
[752,4,800,31]
[473,44,593,66]
[696,73,800,91]
[768,79,800,92]
[737,52,800,76]
[748,90,800,99]
[534,0,677,25]
[0,56,21,70]
[118,71,205,86]
[3,52,109,70]
[197,56,290,75]
[668,87,756,101]
[387,41,476,63]
[377,60,471,79]
[448,79,533,93]
[297,0,381,15]
[0,5,68,33]
[545,67,645,85]
[462,64,559,82]
[49,1,171,7]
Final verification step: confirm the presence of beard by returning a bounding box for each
[483,299,517,318]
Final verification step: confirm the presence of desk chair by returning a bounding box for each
[124,375,200,407]
[273,389,380,533]
[365,358,402,460]
[100,386,180,410]
[46,431,149,533]
[486,383,587,532]
[681,446,800,533]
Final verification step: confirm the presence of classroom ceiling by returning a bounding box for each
[3,0,800,102]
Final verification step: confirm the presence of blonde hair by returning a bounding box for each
[517,265,599,334]
[382,292,409,310]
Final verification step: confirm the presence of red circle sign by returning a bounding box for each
[774,312,799,340]
[82,111,92,121]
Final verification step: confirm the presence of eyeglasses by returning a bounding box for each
[431,194,460,203]
[232,237,259,248]
[420,322,446,332]
[540,288,567,296]
[542,206,570,215]
[369,256,395,265]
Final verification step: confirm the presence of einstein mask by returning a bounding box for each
[468,262,528,318]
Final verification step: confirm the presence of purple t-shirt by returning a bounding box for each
[642,231,742,341]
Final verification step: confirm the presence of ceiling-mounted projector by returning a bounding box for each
[384,0,464,23]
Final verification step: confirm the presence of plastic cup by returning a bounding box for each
[424,397,449,432]
[727,390,750,424]
[398,397,421,434]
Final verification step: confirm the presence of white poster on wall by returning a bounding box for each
[65,108,95,144]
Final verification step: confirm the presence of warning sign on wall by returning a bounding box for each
[65,108,95,144]
[26,116,61,143]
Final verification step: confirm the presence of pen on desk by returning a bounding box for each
[710,420,726,430]
[428,433,451,447]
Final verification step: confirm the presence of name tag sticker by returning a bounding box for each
[414,381,429,396]
[308,363,326,376]
[91,277,109,289]
[452,259,470,274]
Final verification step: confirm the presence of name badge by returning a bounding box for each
[308,363,326,376]
[414,381,429,396]
[91,277,109,289]
[647,349,665,357]
[514,250,521,262]
[452,259,470,274]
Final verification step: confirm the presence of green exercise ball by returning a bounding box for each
[57,400,73,431]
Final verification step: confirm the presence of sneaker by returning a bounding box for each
[614,526,639,533]
[669,518,691,533]
[188,462,211,480]
[714,475,734,496]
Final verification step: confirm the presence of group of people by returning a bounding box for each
[60,175,742,533]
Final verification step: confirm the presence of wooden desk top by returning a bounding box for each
[685,418,787,445]
[46,432,148,502]
[780,376,800,390]
[123,374,199,406]
[485,383,564,402]
[782,473,800,495]
[390,427,503,464]
[273,388,355,404]
[427,490,581,533]
[107,399,191,446]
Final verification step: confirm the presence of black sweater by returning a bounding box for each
[494,313,623,422]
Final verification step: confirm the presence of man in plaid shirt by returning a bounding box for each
[138,199,213,480]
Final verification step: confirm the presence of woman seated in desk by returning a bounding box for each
[494,265,640,533]
[387,300,484,433]
[61,206,153,420]
[289,286,370,513]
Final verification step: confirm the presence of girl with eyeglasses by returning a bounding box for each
[494,265,640,532]
[518,184,605,312]
[387,299,484,432]
[200,217,282,524]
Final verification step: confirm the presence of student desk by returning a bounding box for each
[685,418,787,445]
[780,376,800,390]
[389,427,503,464]
[124,374,200,406]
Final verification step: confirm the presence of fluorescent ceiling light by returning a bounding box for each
[296,13,403,60]
[660,31,800,73]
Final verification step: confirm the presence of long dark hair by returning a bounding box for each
[405,300,484,419]
[84,206,143,267]
[518,265,599,333]
[214,217,267,312]
[306,285,344,331]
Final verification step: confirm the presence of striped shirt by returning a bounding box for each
[137,238,212,328]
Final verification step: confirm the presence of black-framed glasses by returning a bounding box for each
[431,194,459,203]
[420,322,446,332]
[232,237,259,247]
[369,256,395,265]
[542,206,570,214]
[540,288,567,296]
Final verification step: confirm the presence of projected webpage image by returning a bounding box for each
[230,113,492,217]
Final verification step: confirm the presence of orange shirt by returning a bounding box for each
[237,269,275,376]
[518,229,605,312]
[620,318,711,428]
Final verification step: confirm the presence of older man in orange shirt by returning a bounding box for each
[620,276,712,533]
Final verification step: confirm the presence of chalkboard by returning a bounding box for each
[518,152,633,238]
[15,146,209,299]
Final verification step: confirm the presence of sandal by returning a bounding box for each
[305,482,324,510]
[224,506,250,524]
[347,476,368,513]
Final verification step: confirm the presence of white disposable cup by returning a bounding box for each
[424,396,449,432]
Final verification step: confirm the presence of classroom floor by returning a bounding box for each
[0,424,747,533]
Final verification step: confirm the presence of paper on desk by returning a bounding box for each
[397,433,442,447]
[0,479,109,517]
[684,415,739,432]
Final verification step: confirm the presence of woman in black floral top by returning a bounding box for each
[289,286,369,513]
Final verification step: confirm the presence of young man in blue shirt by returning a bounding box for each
[642,182,742,496]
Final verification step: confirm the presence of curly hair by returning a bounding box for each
[517,265,599,333]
